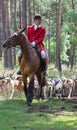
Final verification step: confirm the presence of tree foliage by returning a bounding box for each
[0,0,77,71]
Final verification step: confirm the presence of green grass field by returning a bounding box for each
[1,59,77,130]
[0,97,77,130]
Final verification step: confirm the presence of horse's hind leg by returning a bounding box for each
[37,73,46,100]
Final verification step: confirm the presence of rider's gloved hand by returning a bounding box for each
[30,41,36,47]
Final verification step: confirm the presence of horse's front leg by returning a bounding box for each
[23,78,27,98]
[26,76,34,106]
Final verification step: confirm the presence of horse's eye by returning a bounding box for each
[13,32,18,36]
[11,32,18,37]
[8,33,18,40]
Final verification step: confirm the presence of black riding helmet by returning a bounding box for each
[34,14,42,21]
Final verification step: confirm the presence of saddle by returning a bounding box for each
[33,45,41,59]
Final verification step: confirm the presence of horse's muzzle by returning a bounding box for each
[2,43,6,48]
[2,42,10,49]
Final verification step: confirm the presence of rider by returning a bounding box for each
[17,14,47,76]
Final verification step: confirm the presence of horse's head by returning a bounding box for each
[3,27,26,49]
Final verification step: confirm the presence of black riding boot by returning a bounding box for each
[42,59,47,76]
[17,69,21,75]
[17,56,22,75]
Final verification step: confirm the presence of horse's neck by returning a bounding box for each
[20,38,32,61]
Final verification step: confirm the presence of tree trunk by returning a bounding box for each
[13,0,17,66]
[35,0,41,14]
[0,0,2,58]
[28,0,32,25]
[70,0,76,69]
[48,16,51,63]
[19,0,22,28]
[33,0,35,17]
[71,0,75,9]
[1,0,8,67]
[71,46,75,69]
[6,0,13,69]
[0,27,2,58]
[22,0,27,30]
[56,0,62,74]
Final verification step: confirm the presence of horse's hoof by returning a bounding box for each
[25,101,31,106]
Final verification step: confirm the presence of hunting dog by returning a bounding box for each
[62,78,75,98]
[5,77,24,99]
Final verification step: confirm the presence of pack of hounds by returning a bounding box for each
[0,72,77,100]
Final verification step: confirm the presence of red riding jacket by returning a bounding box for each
[27,24,46,50]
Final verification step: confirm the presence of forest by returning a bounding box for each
[0,0,77,75]
[1,1,77,130]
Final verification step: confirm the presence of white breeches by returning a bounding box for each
[18,49,46,59]
[40,50,46,59]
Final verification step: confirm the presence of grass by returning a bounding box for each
[0,97,77,130]
[1,60,77,129]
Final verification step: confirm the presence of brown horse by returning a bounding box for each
[3,28,47,105]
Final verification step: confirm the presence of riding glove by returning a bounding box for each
[30,41,36,47]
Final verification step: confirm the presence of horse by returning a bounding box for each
[3,28,48,105]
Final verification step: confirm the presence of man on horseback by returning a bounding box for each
[17,14,47,76]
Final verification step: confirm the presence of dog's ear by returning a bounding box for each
[62,79,65,82]
[67,79,69,83]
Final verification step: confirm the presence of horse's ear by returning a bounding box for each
[19,27,26,34]
[16,26,20,31]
